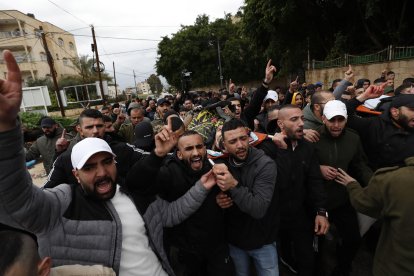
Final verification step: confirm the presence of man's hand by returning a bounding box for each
[289,76,299,93]
[241,86,248,99]
[212,163,238,191]
[335,168,357,186]
[356,82,387,102]
[55,129,69,153]
[200,169,216,190]
[271,132,288,149]
[344,64,354,82]
[0,50,22,132]
[216,191,233,209]
[303,129,320,143]
[320,165,338,181]
[154,124,177,157]
[116,113,126,124]
[315,215,329,235]
[264,59,277,84]
[229,79,236,93]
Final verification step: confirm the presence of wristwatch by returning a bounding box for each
[317,208,329,218]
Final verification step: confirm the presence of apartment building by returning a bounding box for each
[0,10,79,86]
[137,81,151,94]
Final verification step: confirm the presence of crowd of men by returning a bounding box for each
[1,50,414,276]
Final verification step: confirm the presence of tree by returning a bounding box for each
[156,14,264,89]
[147,74,163,94]
[241,0,414,73]
[71,55,113,85]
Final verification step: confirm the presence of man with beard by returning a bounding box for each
[127,130,234,276]
[213,119,278,276]
[0,50,218,275]
[116,107,146,143]
[152,98,172,134]
[303,91,335,130]
[269,105,329,276]
[44,108,147,189]
[25,117,71,174]
[345,91,414,170]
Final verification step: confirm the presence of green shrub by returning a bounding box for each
[20,112,76,130]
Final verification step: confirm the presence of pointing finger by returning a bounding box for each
[61,129,66,139]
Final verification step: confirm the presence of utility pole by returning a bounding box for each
[133,70,138,94]
[39,26,65,117]
[91,25,105,103]
[113,61,118,98]
[217,38,223,88]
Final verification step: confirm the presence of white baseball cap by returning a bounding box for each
[323,100,348,120]
[264,90,278,102]
[71,138,116,169]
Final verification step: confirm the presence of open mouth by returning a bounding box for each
[95,178,113,194]
[190,157,202,168]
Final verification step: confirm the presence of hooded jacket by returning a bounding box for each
[303,104,323,130]
[216,147,278,250]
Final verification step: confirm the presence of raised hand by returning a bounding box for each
[154,121,177,157]
[344,64,354,82]
[229,78,235,93]
[289,76,299,93]
[55,129,69,153]
[0,50,22,131]
[357,82,387,102]
[264,59,277,84]
[303,129,320,143]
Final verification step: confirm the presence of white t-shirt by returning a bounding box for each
[111,186,168,276]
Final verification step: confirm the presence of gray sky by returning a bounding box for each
[1,0,243,89]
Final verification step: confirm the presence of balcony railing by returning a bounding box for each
[0,31,22,39]
[0,54,31,64]
[309,45,414,70]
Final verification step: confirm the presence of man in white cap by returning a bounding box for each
[0,50,217,276]
[254,90,279,133]
[313,100,373,276]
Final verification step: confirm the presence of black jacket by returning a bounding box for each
[258,139,326,224]
[126,152,226,253]
[346,98,414,170]
[44,135,146,188]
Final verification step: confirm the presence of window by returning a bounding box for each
[58,38,64,47]
[56,53,59,60]
[69,42,74,50]
[40,52,47,61]
[63,58,69,66]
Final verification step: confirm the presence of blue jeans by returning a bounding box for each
[229,242,279,276]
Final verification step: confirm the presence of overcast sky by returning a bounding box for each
[1,0,244,89]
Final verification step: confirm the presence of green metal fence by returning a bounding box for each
[310,45,414,69]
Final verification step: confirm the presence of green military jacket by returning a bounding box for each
[347,157,414,276]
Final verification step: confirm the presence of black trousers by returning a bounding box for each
[279,213,316,276]
[328,202,362,271]
[170,243,235,276]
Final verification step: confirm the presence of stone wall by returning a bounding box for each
[305,59,414,89]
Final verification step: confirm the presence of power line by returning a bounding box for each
[95,25,180,28]
[46,0,90,26]
[99,48,157,56]
[47,32,162,41]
